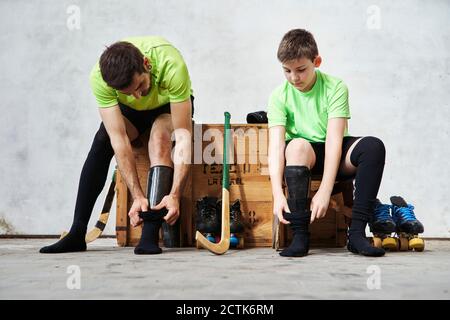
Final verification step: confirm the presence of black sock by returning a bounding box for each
[39,224,87,254]
[134,211,165,255]
[347,137,386,257]
[39,124,114,254]
[280,200,310,257]
[347,219,385,257]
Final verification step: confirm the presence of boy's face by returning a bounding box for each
[282,56,322,92]
[119,57,152,99]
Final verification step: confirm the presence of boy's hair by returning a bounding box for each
[277,29,319,63]
[99,41,145,90]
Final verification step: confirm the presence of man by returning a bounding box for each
[40,36,193,254]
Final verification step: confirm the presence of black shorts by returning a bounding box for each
[286,136,361,180]
[118,95,194,135]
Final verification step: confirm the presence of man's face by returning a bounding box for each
[119,59,151,99]
[282,56,321,92]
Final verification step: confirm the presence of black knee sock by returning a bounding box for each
[280,199,311,257]
[134,211,166,254]
[281,166,311,257]
[40,124,114,254]
[134,166,173,254]
[347,136,386,257]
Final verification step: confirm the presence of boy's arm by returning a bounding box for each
[268,126,290,224]
[152,98,192,225]
[311,117,347,222]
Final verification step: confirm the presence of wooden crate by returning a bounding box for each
[115,123,352,248]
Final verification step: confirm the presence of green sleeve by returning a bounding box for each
[161,47,192,103]
[267,90,287,128]
[89,65,119,108]
[327,81,351,119]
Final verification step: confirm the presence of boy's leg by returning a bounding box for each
[281,138,316,257]
[40,117,139,253]
[339,136,386,257]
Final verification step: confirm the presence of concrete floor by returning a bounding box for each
[1,238,449,300]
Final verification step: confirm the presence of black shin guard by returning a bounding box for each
[147,166,179,248]
[347,136,386,257]
[281,166,311,257]
[134,166,175,254]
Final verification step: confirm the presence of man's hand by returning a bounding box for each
[310,190,330,223]
[152,194,180,225]
[273,193,291,225]
[128,197,149,227]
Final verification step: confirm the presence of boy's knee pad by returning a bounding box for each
[350,136,386,167]
[284,166,311,204]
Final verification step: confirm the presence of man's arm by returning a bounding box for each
[169,99,192,197]
[98,105,147,226]
[310,117,347,221]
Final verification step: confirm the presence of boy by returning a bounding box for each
[268,29,386,257]
[40,36,193,255]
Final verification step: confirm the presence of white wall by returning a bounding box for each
[0,0,449,237]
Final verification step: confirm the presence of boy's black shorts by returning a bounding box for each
[286,136,361,180]
[118,95,194,135]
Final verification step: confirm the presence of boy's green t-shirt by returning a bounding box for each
[267,70,351,142]
[90,36,192,111]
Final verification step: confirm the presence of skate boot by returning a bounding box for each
[390,196,425,251]
[195,196,221,248]
[229,200,245,248]
[369,199,398,251]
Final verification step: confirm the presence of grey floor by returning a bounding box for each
[1,238,449,300]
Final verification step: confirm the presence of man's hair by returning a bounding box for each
[277,29,319,63]
[99,41,145,90]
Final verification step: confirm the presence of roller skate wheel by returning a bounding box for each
[372,237,382,248]
[382,237,398,251]
[237,237,245,249]
[399,237,409,251]
[409,237,425,252]
[230,235,239,247]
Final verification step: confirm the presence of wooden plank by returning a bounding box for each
[115,170,129,247]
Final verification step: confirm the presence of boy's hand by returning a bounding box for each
[152,194,180,226]
[128,197,149,227]
[273,194,291,224]
[310,190,330,223]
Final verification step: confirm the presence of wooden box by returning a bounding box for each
[115,123,352,248]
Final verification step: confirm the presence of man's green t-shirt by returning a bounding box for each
[90,36,193,111]
[267,70,351,143]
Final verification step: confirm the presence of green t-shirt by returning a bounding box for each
[90,36,193,111]
[267,70,351,142]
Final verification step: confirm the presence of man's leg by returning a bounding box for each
[40,118,139,253]
[339,136,386,257]
[134,113,176,254]
[281,138,316,257]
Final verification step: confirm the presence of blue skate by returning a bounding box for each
[390,196,425,251]
[369,199,398,251]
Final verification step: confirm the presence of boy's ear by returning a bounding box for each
[143,57,151,72]
[314,55,322,68]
